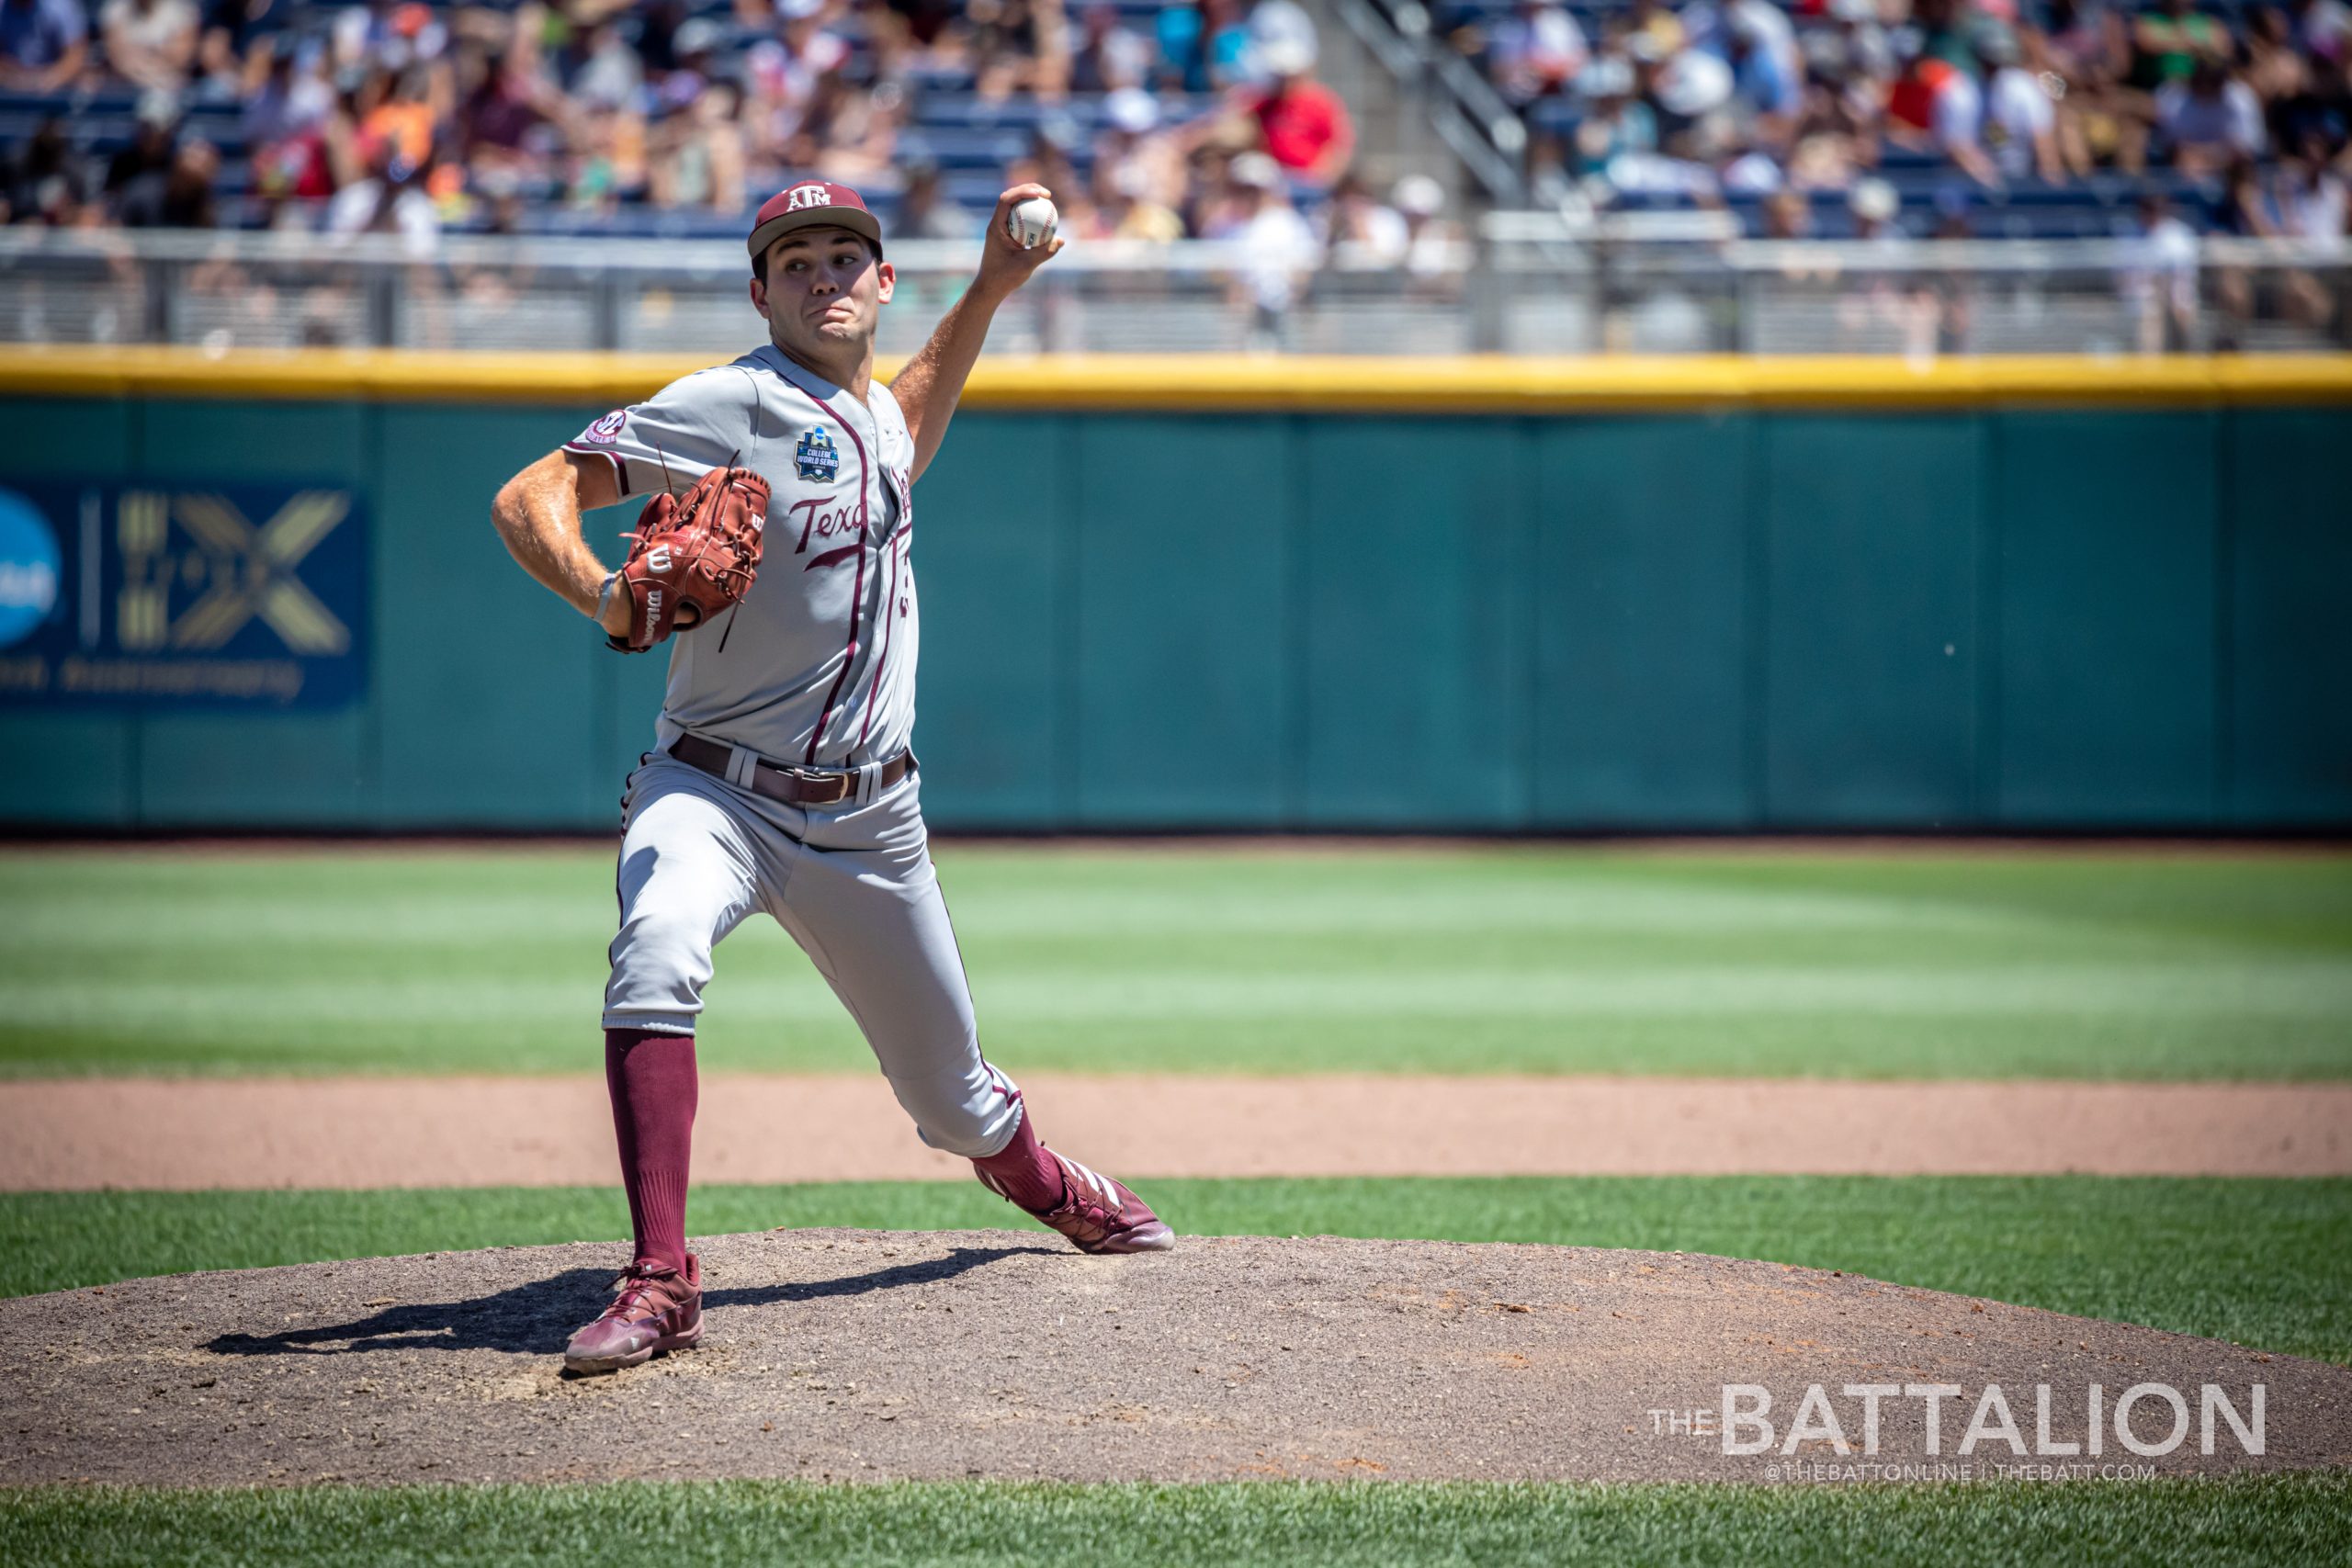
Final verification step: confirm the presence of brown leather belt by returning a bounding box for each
[668,734,910,807]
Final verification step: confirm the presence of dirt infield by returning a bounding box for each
[5,1230,2344,1486]
[2,1075,2348,1190]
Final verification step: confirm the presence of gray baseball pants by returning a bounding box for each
[603,748,1023,1159]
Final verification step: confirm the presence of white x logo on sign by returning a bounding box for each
[166,491,353,655]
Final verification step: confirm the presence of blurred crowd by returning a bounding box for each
[6,0,2345,353]
[0,0,1476,270]
[8,0,2346,245]
[1443,0,2350,242]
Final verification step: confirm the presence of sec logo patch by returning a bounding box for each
[575,410,628,446]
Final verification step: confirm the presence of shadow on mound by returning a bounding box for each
[203,1245,1057,1359]
[203,1266,611,1358]
[7,1228,2347,1486]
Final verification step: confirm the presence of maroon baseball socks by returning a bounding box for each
[608,1032,1067,1257]
[970,1099,1068,1213]
[604,1029,698,1273]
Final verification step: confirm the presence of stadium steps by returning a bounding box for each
[1297,0,1464,198]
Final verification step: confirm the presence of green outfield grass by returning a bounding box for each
[1,846,2348,1079]
[5,1475,2348,1568]
[8,1176,2348,1362]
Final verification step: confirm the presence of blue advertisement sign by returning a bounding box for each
[0,482,367,709]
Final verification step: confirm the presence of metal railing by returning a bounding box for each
[2,226,2345,357]
[1328,0,1527,204]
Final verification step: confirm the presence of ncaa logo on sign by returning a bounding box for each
[785,183,834,211]
[0,489,61,650]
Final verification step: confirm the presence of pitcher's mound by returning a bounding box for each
[9,1230,2346,1485]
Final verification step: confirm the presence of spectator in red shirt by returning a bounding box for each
[1884,41,1998,184]
[1243,34,1353,187]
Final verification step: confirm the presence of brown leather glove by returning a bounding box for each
[606,462,769,652]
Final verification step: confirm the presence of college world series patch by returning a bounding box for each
[796,426,841,482]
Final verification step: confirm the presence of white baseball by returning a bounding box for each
[1004,196,1057,250]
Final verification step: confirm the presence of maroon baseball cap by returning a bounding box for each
[747,179,884,261]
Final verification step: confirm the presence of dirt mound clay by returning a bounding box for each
[6,1231,2347,1486]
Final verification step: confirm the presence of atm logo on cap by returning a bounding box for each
[784,183,835,211]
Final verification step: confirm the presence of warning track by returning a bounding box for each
[2,1075,2347,1190]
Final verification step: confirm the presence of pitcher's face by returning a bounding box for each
[752,228,895,360]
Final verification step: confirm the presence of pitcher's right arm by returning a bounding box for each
[492,449,633,638]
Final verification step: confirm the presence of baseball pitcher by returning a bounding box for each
[491,180,1171,1378]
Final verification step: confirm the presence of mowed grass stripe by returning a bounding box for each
[4,1476,2349,1568]
[6,1176,2348,1364]
[1,847,2347,1079]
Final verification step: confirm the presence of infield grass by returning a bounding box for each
[7,1175,2348,1363]
[5,1475,2348,1567]
[1,845,2348,1079]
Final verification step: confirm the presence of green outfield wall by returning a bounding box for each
[2,353,2346,832]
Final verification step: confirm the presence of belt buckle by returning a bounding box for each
[784,765,851,805]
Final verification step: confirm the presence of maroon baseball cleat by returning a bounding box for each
[563,1254,704,1375]
[982,1151,1175,1254]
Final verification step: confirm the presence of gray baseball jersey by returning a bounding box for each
[567,344,919,770]
[577,345,1022,1162]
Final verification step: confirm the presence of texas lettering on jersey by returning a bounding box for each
[788,493,863,554]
